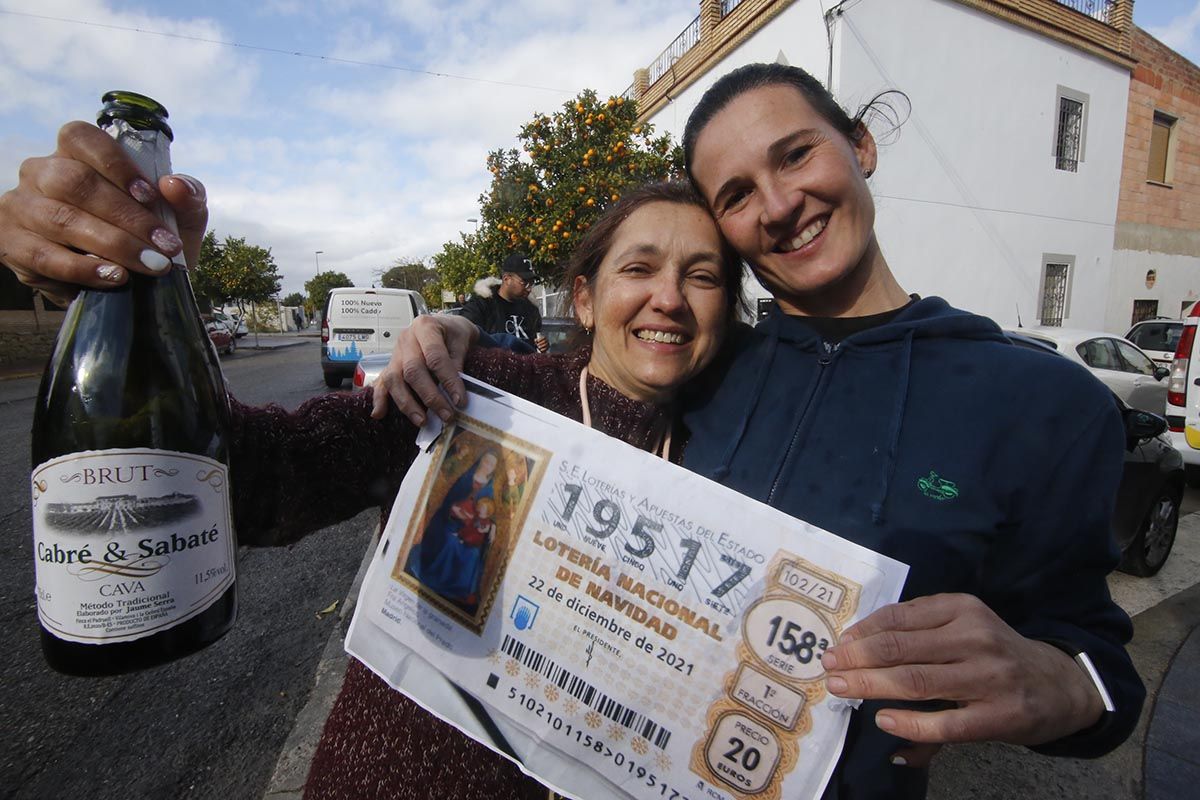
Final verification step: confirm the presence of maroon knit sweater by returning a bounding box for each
[228,346,673,799]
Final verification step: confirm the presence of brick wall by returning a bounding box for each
[1116,27,1200,231]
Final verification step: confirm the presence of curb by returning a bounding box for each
[263,525,380,799]
[0,370,40,382]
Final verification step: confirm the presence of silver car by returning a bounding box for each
[1007,327,1169,415]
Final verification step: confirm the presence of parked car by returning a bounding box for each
[1006,327,1168,415]
[202,315,235,355]
[1006,331,1183,576]
[541,317,581,353]
[211,309,247,338]
[322,288,428,388]
[1167,302,1200,485]
[1125,317,1183,369]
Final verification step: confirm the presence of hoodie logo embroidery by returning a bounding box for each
[917,471,958,502]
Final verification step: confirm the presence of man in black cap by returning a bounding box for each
[460,253,547,351]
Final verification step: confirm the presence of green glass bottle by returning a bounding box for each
[30,91,237,675]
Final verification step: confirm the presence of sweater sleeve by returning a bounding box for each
[227,389,418,547]
[463,347,574,411]
[980,393,1144,758]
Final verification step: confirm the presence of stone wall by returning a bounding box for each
[0,310,65,367]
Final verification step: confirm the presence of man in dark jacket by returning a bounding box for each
[460,253,547,351]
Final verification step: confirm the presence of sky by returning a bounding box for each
[0,0,1196,298]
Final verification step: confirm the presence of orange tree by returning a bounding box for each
[476,89,682,287]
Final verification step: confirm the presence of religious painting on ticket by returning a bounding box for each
[395,417,550,632]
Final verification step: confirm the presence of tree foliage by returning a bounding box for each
[305,271,354,313]
[477,89,682,286]
[429,233,490,302]
[188,231,281,312]
[221,237,282,308]
[379,260,438,293]
[280,292,305,307]
[189,231,224,309]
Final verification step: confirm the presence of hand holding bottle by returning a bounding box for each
[0,120,209,305]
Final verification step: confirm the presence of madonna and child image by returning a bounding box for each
[396,420,548,631]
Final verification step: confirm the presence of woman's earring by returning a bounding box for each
[863,168,874,178]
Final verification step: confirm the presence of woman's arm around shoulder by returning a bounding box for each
[229,389,418,546]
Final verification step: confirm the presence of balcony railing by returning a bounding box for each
[647,13,702,86]
[720,0,745,17]
[1052,0,1116,25]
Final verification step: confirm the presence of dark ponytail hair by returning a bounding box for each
[682,63,868,181]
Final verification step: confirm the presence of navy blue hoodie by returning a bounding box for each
[681,297,1143,799]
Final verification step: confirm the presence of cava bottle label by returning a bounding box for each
[31,448,236,645]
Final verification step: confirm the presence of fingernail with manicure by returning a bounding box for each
[151,227,182,253]
[140,249,171,272]
[175,174,206,201]
[129,179,155,203]
[96,264,125,282]
[827,676,848,694]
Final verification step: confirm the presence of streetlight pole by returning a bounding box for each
[314,250,324,276]
[467,218,479,233]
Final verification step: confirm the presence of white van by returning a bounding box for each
[321,288,427,388]
[1166,302,1200,484]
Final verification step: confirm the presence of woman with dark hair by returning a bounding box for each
[374,63,1143,798]
[0,161,740,797]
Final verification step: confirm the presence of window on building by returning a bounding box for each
[1131,299,1159,326]
[1148,111,1177,184]
[1039,258,1073,326]
[1053,87,1088,172]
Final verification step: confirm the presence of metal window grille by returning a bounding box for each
[1052,0,1116,25]
[1055,97,1083,172]
[647,14,701,87]
[1131,300,1159,327]
[721,0,746,17]
[1041,263,1070,326]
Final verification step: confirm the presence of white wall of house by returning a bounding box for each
[1110,246,1200,327]
[644,0,1131,330]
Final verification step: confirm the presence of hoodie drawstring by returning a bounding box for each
[711,330,780,482]
[871,329,915,524]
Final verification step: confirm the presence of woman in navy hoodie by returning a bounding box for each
[382,63,1143,799]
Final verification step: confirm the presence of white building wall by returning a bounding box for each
[645,0,1130,330]
[1110,248,1200,327]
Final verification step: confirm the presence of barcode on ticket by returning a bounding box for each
[500,635,673,750]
